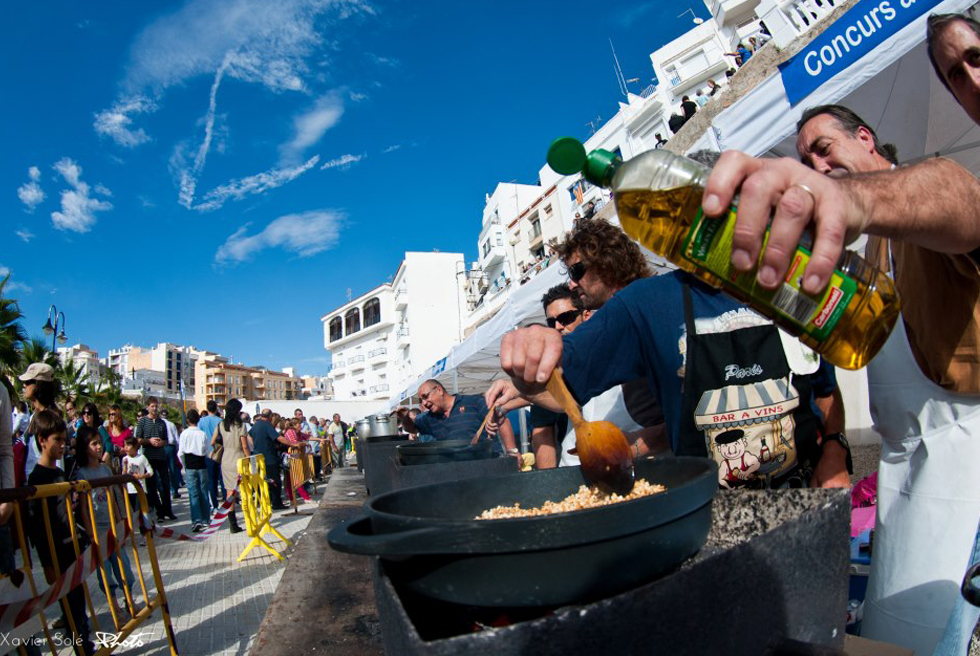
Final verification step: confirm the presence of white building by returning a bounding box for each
[57,343,103,381]
[322,252,466,402]
[120,368,169,401]
[103,345,133,378]
[103,342,198,400]
[650,18,738,114]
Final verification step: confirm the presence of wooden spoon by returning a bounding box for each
[546,368,635,495]
[470,407,497,446]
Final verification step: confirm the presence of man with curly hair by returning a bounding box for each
[490,218,847,492]
[555,217,652,310]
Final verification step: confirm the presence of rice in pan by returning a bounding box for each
[475,479,666,520]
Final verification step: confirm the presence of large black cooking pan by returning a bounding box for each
[360,435,409,495]
[329,456,716,607]
[396,438,493,466]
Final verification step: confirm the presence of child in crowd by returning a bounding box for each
[121,437,153,516]
[27,410,95,655]
[73,426,135,612]
[177,409,212,532]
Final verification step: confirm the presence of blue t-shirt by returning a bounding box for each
[198,415,221,444]
[561,271,829,453]
[248,420,280,462]
[414,394,492,444]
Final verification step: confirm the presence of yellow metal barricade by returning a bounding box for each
[286,444,316,506]
[236,455,291,562]
[0,475,178,655]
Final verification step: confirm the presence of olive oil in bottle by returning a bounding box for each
[546,137,900,370]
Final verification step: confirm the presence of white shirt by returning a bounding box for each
[121,454,153,494]
[178,426,211,464]
[327,421,344,449]
[162,418,179,446]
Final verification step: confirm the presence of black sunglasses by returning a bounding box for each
[546,309,583,329]
[567,261,587,283]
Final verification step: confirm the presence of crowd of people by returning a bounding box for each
[0,365,360,653]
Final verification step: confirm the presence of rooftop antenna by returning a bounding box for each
[346,287,352,302]
[609,38,628,97]
[678,8,705,24]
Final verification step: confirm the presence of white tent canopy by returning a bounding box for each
[389,264,566,409]
[710,0,980,171]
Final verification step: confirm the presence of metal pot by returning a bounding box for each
[370,413,398,436]
[355,419,373,439]
[328,457,717,607]
[396,439,494,466]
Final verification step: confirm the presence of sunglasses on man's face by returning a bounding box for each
[567,261,587,283]
[546,309,583,329]
[82,410,93,416]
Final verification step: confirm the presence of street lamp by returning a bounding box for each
[42,305,66,351]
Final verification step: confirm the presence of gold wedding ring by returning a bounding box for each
[790,182,816,202]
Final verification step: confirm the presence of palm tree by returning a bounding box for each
[93,368,124,407]
[0,274,28,397]
[57,358,91,405]
[19,336,59,369]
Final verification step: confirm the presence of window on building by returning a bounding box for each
[329,317,343,342]
[496,232,503,246]
[363,298,381,328]
[529,217,542,240]
[544,204,553,216]
[483,240,491,256]
[568,178,594,204]
[345,308,361,335]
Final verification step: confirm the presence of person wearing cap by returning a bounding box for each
[248,409,289,509]
[19,362,62,479]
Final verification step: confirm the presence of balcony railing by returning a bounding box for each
[349,355,365,364]
[369,383,390,394]
[369,347,388,358]
[397,327,410,337]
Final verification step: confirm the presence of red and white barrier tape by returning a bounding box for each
[0,520,129,631]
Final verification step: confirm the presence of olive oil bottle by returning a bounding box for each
[547,137,900,370]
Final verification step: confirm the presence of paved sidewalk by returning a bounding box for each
[101,484,320,656]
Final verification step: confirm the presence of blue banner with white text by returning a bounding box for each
[779,0,944,106]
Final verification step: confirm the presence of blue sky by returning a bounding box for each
[1,0,705,376]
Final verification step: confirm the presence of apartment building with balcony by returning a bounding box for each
[651,19,739,112]
[194,353,302,409]
[462,183,543,332]
[323,251,465,401]
[125,342,198,401]
[103,345,133,378]
[57,343,104,381]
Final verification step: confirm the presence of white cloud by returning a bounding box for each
[175,56,234,208]
[15,228,34,243]
[28,166,40,181]
[194,155,320,212]
[119,0,370,97]
[280,92,344,165]
[215,209,343,264]
[382,144,401,154]
[320,152,364,169]
[94,183,113,197]
[93,95,157,147]
[349,91,367,102]
[17,184,45,212]
[0,265,32,294]
[50,158,113,233]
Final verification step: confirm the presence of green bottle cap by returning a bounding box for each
[547,137,587,175]
[583,148,619,187]
[547,137,619,187]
